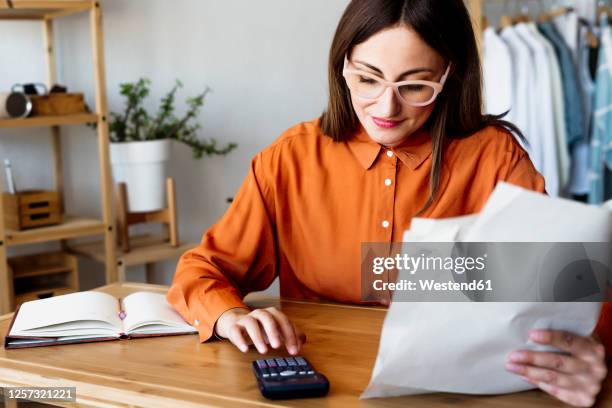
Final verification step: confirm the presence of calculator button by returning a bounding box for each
[265,359,277,367]
[295,357,307,365]
[280,370,297,377]
[256,360,268,369]
[262,373,270,378]
[285,357,297,366]
[298,371,306,375]
[307,370,315,375]
[275,358,288,367]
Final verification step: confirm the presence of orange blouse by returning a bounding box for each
[167,118,611,354]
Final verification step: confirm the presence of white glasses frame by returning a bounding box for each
[342,57,452,107]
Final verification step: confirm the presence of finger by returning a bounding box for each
[295,326,307,347]
[508,350,590,375]
[266,307,299,355]
[529,330,600,361]
[239,316,268,354]
[227,324,250,353]
[537,382,596,408]
[591,362,608,382]
[505,363,578,389]
[251,310,283,349]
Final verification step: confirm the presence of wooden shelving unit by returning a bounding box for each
[0,0,117,314]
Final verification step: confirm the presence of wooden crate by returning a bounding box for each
[30,93,86,116]
[9,251,78,309]
[2,190,62,230]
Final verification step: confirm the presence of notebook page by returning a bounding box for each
[10,291,122,337]
[122,292,195,334]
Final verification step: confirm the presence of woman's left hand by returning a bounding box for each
[505,329,608,407]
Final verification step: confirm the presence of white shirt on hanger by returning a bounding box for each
[482,27,514,120]
[528,22,571,194]
[500,26,540,169]
[553,10,580,62]
[574,0,597,23]
[515,22,560,197]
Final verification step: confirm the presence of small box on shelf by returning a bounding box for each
[8,251,78,309]
[31,93,86,116]
[2,190,62,230]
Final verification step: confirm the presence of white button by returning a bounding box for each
[382,220,390,228]
[386,150,394,158]
[194,319,200,326]
[384,178,392,186]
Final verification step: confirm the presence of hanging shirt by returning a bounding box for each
[528,22,571,193]
[516,23,560,196]
[539,21,586,148]
[483,27,514,120]
[166,119,547,342]
[574,0,597,24]
[501,26,541,169]
[571,24,598,196]
[588,15,612,204]
[553,10,580,63]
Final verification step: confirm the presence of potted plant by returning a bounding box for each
[108,79,236,212]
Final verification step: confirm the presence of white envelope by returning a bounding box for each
[362,183,610,398]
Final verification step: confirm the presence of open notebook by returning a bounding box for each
[4,291,197,349]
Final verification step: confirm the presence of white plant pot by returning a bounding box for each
[110,139,171,213]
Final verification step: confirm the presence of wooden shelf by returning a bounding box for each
[0,1,93,20]
[13,265,71,279]
[5,215,106,246]
[0,113,98,129]
[14,286,74,304]
[69,234,196,267]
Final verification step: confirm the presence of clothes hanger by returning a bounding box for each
[586,29,599,47]
[539,3,572,24]
[498,0,514,30]
[596,0,611,19]
[513,2,533,24]
[538,0,551,24]
[480,0,489,33]
[482,15,490,32]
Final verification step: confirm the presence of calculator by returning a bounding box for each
[252,356,330,400]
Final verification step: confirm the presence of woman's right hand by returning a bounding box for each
[214,307,306,355]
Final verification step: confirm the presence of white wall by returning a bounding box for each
[0,0,348,289]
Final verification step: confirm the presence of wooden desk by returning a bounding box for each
[0,282,610,407]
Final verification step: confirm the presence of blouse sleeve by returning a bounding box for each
[166,152,278,342]
[503,151,547,194]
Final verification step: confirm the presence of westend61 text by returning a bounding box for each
[372,279,493,292]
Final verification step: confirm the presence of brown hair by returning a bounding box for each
[320,0,525,213]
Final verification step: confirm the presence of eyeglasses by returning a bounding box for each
[342,57,451,107]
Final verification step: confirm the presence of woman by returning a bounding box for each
[167,0,608,406]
